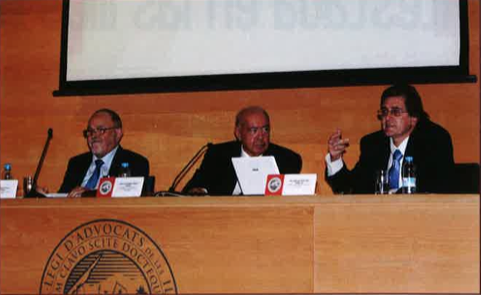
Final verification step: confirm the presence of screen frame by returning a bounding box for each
[54,0,476,96]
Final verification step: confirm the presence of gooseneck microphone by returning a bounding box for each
[25,128,53,198]
[154,142,212,197]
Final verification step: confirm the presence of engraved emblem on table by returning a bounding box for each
[40,219,178,295]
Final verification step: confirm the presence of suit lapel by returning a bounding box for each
[404,128,419,159]
[78,154,93,186]
[223,142,242,194]
[230,141,242,183]
[380,136,391,170]
[108,146,123,177]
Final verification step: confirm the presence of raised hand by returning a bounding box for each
[327,129,350,161]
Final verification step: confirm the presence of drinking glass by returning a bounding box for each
[375,170,389,194]
[23,176,33,197]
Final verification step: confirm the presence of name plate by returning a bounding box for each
[97,177,144,198]
[0,180,18,199]
[265,174,317,196]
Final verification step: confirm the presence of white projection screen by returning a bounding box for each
[56,0,472,95]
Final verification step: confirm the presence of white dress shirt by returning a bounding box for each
[81,146,119,188]
[325,136,411,188]
[387,137,409,189]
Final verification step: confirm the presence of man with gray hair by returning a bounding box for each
[183,106,302,196]
[59,109,150,197]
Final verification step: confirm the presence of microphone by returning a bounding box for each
[154,142,212,196]
[25,128,53,198]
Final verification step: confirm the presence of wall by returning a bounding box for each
[1,0,479,195]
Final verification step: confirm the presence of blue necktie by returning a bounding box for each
[388,150,403,190]
[85,159,104,189]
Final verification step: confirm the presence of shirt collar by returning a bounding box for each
[390,136,409,155]
[92,145,119,168]
[240,145,263,158]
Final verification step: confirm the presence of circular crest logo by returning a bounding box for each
[267,177,282,193]
[40,219,177,295]
[99,180,113,195]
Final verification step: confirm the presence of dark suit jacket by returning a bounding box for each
[326,120,455,194]
[58,146,150,193]
[183,141,302,196]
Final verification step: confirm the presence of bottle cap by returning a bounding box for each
[405,156,413,162]
[4,163,11,170]
[121,162,129,168]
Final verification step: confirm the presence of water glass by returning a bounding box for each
[23,176,33,197]
[375,170,389,194]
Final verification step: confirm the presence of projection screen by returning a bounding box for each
[56,0,472,95]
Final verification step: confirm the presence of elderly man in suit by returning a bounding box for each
[325,84,455,194]
[59,109,149,197]
[183,106,302,196]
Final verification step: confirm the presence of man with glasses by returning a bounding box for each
[325,84,454,194]
[183,106,302,195]
[59,109,149,197]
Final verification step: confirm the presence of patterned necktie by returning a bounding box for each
[388,150,403,190]
[85,159,104,189]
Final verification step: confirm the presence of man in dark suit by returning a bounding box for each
[326,84,454,194]
[183,106,302,196]
[59,109,149,197]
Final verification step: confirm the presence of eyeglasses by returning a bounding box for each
[83,127,118,138]
[377,107,408,119]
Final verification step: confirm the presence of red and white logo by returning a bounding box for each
[97,177,115,197]
[265,174,284,196]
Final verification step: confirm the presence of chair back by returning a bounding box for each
[453,163,479,194]
[142,176,156,196]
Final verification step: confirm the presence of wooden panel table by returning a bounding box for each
[1,195,479,294]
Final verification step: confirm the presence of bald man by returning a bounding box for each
[183,106,302,196]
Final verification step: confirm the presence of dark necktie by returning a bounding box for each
[85,159,104,189]
[388,150,403,190]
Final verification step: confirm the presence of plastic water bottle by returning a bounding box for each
[2,163,12,180]
[402,156,416,194]
[119,162,131,177]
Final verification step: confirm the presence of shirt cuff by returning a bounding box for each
[325,153,344,177]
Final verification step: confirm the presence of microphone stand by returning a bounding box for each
[154,143,211,196]
[25,128,53,198]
